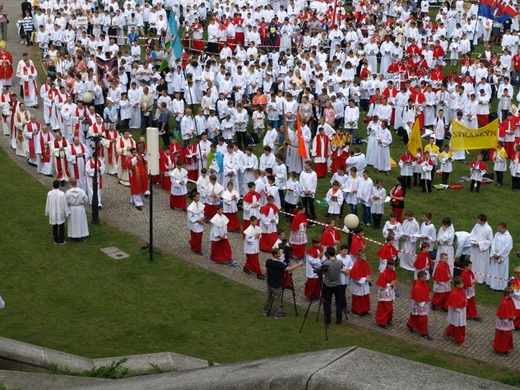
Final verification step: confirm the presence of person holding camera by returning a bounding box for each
[323,247,348,325]
[263,248,304,319]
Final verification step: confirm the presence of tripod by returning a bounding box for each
[299,274,328,341]
[267,264,298,317]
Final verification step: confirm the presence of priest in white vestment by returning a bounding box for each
[65,178,89,242]
[487,223,513,291]
[469,215,493,284]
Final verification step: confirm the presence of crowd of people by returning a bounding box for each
[1,0,519,358]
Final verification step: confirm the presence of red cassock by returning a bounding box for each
[191,23,204,51]
[160,153,175,191]
[304,245,323,299]
[510,277,520,328]
[411,91,426,128]
[0,50,14,81]
[432,261,451,310]
[499,118,517,158]
[433,45,445,60]
[407,279,431,335]
[259,203,279,252]
[127,155,149,195]
[190,232,202,252]
[350,259,371,314]
[182,145,199,181]
[312,134,330,178]
[233,17,244,44]
[210,239,233,263]
[460,270,478,318]
[224,212,240,231]
[290,213,308,258]
[413,252,432,272]
[492,296,516,354]
[445,287,467,344]
[242,191,261,232]
[320,226,341,247]
[375,268,396,326]
[204,204,217,219]
[350,235,366,258]
[245,253,261,275]
[376,243,398,260]
[387,63,400,73]
[399,152,416,165]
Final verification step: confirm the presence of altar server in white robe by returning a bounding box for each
[373,121,392,173]
[65,178,89,242]
[469,214,493,284]
[187,192,205,255]
[487,223,513,291]
[241,147,259,191]
[436,217,455,268]
[85,156,105,208]
[399,210,421,271]
[35,125,54,175]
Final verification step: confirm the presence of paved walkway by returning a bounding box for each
[1,2,517,371]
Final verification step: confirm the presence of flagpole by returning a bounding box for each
[472,5,480,49]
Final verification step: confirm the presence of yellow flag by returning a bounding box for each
[450,119,499,151]
[407,118,423,155]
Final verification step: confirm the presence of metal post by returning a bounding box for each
[91,136,100,226]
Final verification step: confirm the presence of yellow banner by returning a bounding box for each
[450,119,499,151]
[407,118,423,155]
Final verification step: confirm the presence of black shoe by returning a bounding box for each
[407,324,414,333]
[257,274,266,280]
[421,334,433,341]
[136,206,143,211]
[243,267,251,274]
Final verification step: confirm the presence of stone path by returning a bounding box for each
[2,2,517,371]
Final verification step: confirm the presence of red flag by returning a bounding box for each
[331,0,339,29]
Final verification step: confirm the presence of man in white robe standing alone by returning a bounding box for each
[45,180,70,245]
[65,178,89,242]
[469,214,493,284]
[487,222,513,291]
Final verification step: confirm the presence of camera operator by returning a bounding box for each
[323,246,349,325]
[263,248,304,319]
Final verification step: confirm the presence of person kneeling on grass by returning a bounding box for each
[407,270,433,340]
[443,276,468,348]
[263,248,304,319]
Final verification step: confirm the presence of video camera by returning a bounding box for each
[312,264,329,277]
[278,239,293,264]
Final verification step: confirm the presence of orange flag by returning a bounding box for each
[296,115,308,159]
